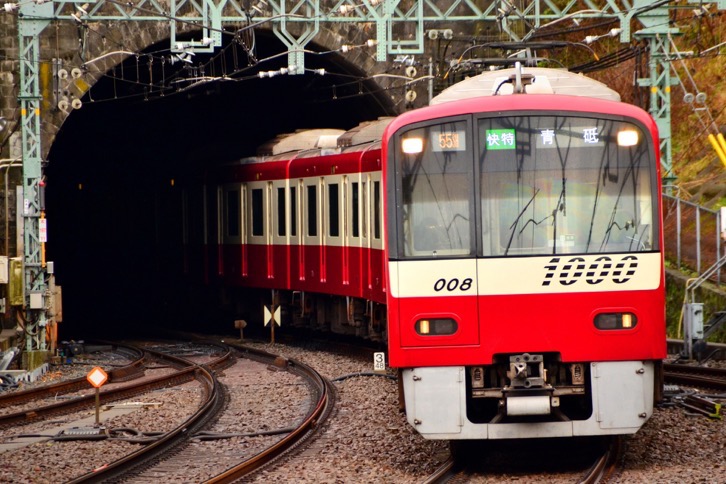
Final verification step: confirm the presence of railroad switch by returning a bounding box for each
[681,394,722,420]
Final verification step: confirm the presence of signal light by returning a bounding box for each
[415,318,457,336]
[594,312,638,330]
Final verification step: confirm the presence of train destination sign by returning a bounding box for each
[484,126,607,150]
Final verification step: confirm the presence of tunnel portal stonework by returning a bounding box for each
[0,14,397,160]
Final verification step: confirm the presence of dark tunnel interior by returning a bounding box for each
[44,30,396,339]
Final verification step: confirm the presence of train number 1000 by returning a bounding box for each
[433,278,473,292]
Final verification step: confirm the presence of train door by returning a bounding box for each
[368,172,385,302]
[341,174,351,287]
[215,186,223,276]
[347,173,363,295]
[291,180,304,285]
[221,183,243,282]
[325,175,345,288]
[265,181,273,279]
[271,180,290,288]
[248,182,270,284]
[302,177,323,291]
[202,184,211,284]
[181,185,206,280]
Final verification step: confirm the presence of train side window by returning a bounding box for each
[290,186,297,237]
[307,184,318,237]
[251,188,263,236]
[373,180,381,240]
[328,183,340,237]
[362,180,368,239]
[225,188,240,237]
[277,187,286,236]
[352,182,360,238]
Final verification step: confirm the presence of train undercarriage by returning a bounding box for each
[222,286,387,342]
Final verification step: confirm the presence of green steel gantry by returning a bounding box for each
[15,0,726,360]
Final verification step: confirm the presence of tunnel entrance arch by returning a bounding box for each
[45,28,396,335]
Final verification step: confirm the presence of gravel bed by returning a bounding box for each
[0,342,723,482]
[242,340,449,482]
[0,379,204,482]
[0,352,203,484]
[242,342,724,483]
[128,356,311,482]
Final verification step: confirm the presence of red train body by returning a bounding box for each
[187,67,666,440]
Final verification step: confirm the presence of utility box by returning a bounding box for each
[9,258,23,306]
[0,256,8,284]
[29,292,43,309]
[685,302,704,340]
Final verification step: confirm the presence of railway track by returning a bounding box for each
[204,343,335,483]
[423,436,621,483]
[66,341,232,482]
[57,341,333,483]
[579,436,622,484]
[0,343,146,412]
[664,363,726,392]
[0,343,219,430]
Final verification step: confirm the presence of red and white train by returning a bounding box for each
[185,66,666,440]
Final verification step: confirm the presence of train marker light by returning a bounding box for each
[402,137,423,154]
[617,129,639,147]
[594,312,637,330]
[415,318,457,336]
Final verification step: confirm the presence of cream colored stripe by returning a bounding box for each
[389,252,661,298]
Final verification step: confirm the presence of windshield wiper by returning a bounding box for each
[505,188,539,255]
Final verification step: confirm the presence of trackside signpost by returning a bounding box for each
[87,367,108,426]
[264,304,281,344]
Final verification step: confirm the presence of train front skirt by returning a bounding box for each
[401,361,655,439]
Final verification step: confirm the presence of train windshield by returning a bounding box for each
[393,114,657,259]
[479,115,656,256]
[397,119,475,257]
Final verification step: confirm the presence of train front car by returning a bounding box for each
[383,68,666,440]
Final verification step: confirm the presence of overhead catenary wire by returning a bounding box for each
[3,1,723,107]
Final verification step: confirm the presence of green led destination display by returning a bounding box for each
[485,129,516,150]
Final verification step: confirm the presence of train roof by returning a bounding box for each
[337,117,395,147]
[251,117,393,162]
[257,128,346,156]
[431,67,621,104]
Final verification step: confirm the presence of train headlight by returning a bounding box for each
[617,129,639,147]
[402,137,424,154]
[594,312,638,330]
[415,318,457,336]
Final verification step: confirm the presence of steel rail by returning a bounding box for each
[664,364,726,392]
[0,343,146,409]
[66,342,233,483]
[203,343,334,483]
[421,455,456,484]
[579,436,622,484]
[0,342,232,430]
